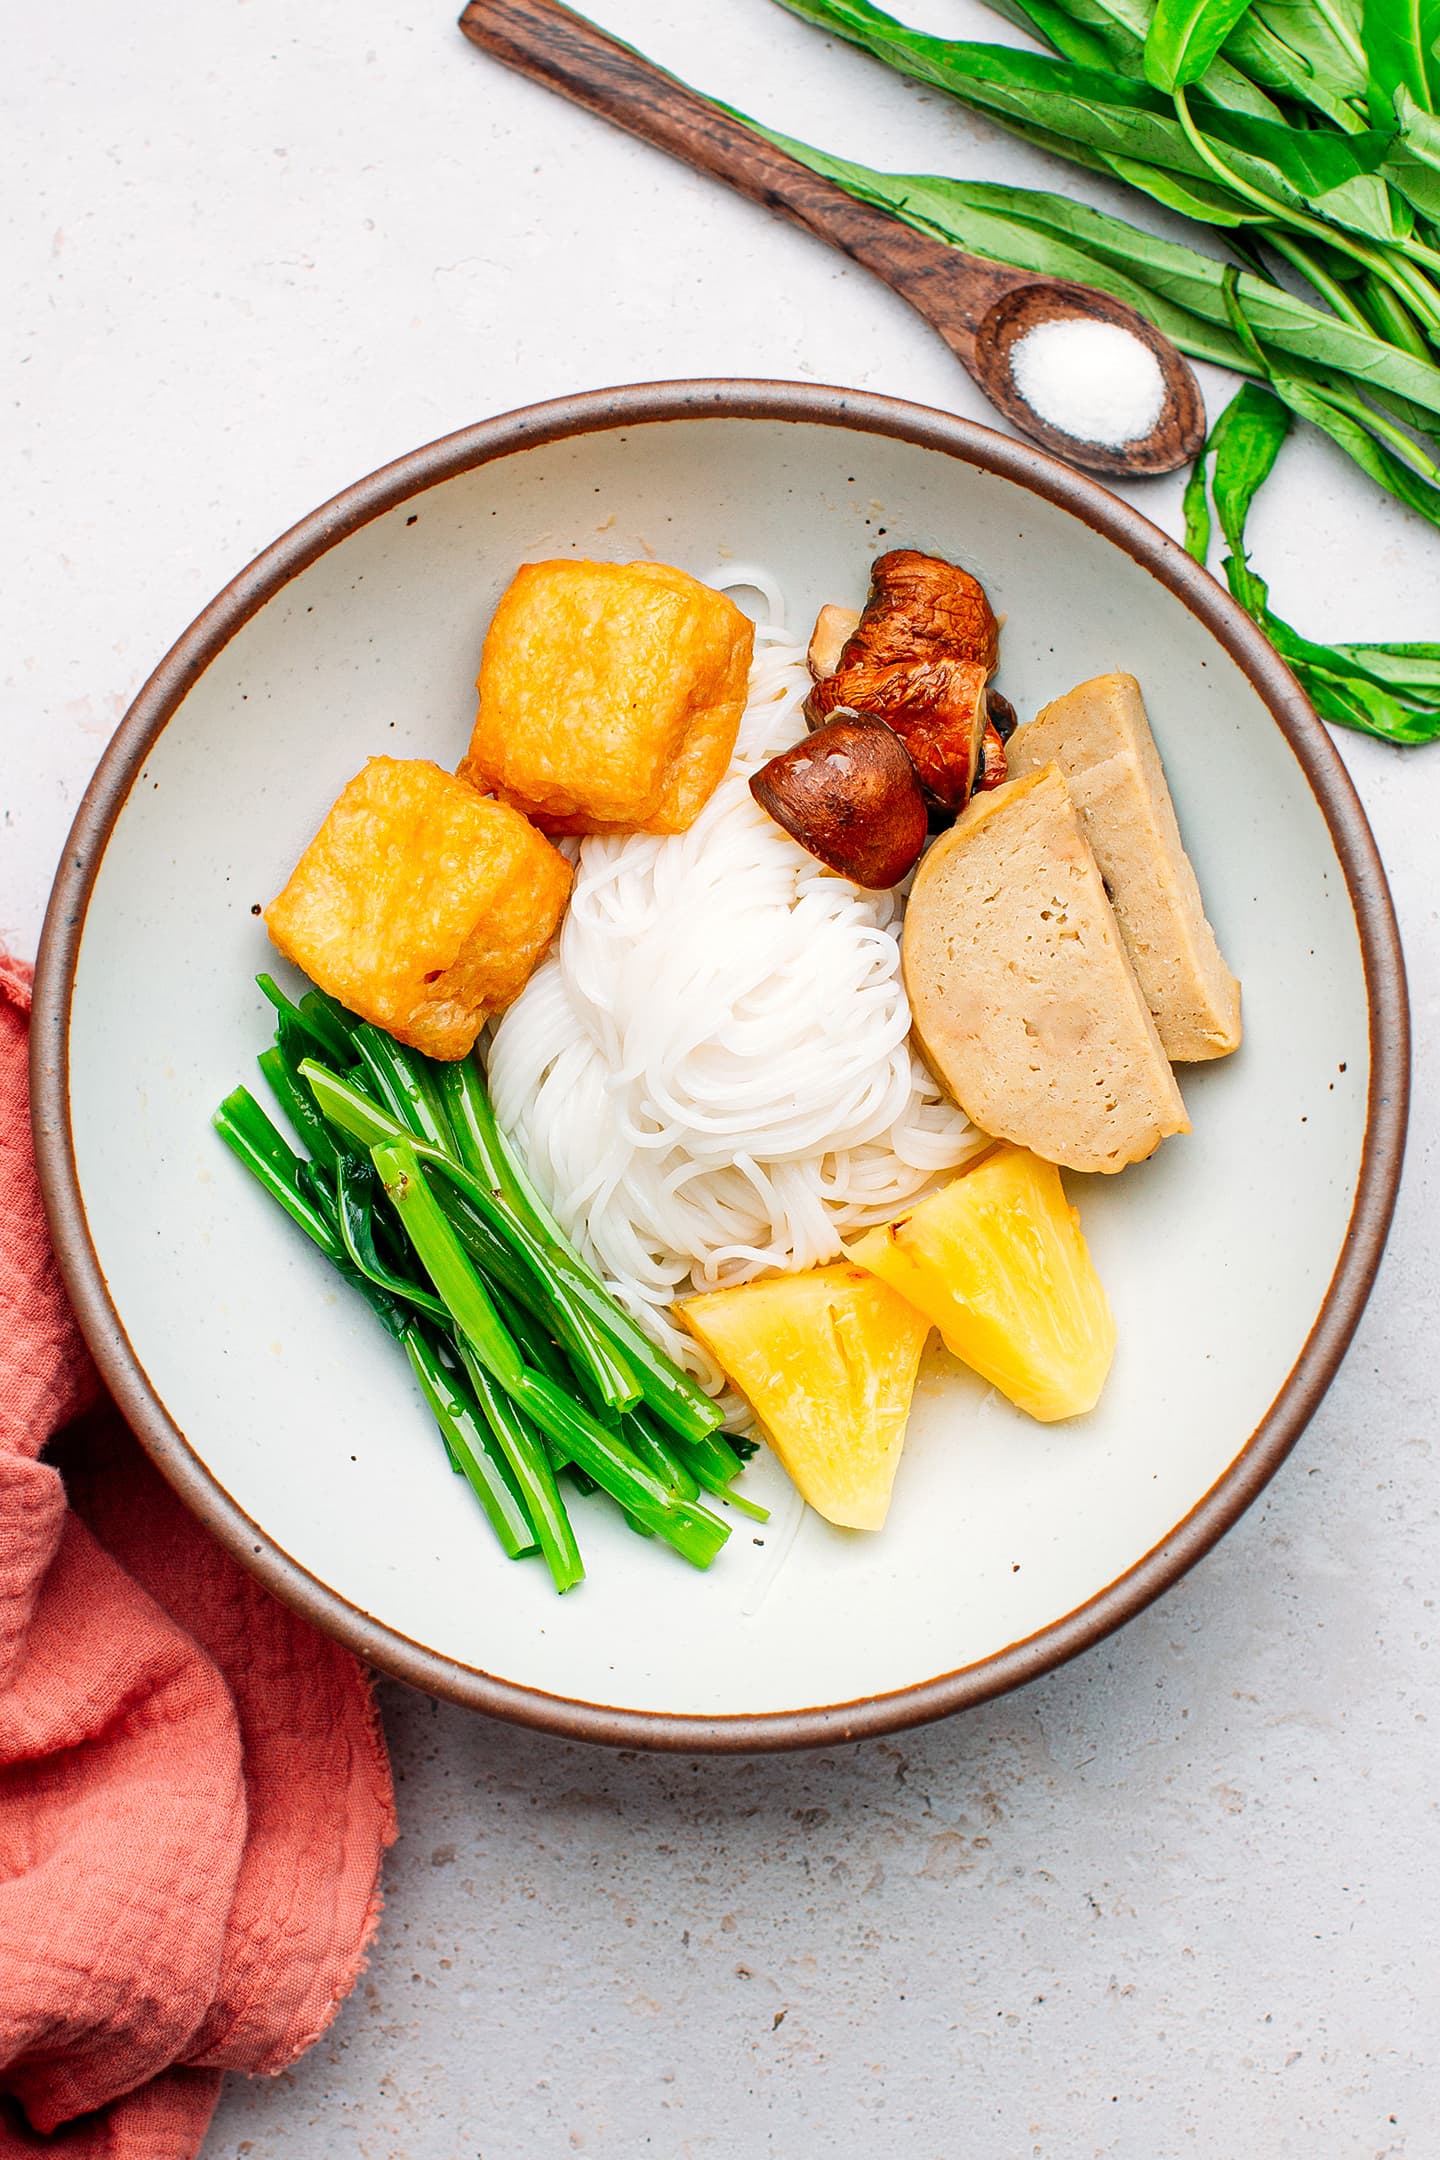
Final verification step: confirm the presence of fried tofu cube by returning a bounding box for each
[265,757,571,1061]
[461,559,754,834]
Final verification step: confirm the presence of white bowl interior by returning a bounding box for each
[67,415,1369,1720]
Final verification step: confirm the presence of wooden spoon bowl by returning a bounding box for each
[974,280,1205,476]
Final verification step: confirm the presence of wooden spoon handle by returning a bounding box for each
[458,0,1018,339]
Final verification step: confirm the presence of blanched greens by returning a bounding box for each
[215,976,763,1592]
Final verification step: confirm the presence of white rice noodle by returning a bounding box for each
[485,592,984,1396]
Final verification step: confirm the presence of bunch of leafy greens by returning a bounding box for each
[746,0,1440,742]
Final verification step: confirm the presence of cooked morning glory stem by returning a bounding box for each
[258,1043,347,1173]
[443,1057,725,1441]
[403,1326,539,1559]
[213,1087,345,1260]
[256,971,354,1066]
[303,1058,718,1439]
[438,1059,644,1415]
[375,1140,729,1570]
[452,1339,584,1594]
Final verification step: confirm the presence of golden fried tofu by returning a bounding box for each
[265,757,571,1061]
[461,559,754,834]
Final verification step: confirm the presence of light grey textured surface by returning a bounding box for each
[5,1,1436,2154]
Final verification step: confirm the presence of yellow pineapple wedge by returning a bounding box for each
[847,1145,1115,1422]
[677,1264,932,1531]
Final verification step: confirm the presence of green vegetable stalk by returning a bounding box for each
[404,1325,540,1560]
[216,975,757,1594]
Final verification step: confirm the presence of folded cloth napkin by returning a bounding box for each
[0,954,396,2156]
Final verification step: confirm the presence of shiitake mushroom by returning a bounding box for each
[975,718,1010,793]
[806,551,1001,813]
[750,714,928,889]
[985,688,1018,742]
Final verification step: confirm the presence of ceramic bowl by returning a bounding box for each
[32,381,1407,1750]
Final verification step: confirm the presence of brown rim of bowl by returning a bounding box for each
[31,378,1409,1753]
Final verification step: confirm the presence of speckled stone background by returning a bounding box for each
[6,3,1437,2154]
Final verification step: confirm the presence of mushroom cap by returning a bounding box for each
[749,715,929,890]
[805,551,999,811]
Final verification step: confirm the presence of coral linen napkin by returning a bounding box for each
[0,954,396,2156]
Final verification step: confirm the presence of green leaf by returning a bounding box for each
[1076,0,1291,106]
[1019,0,1155,66]
[1182,448,1213,559]
[985,108,1163,189]
[804,15,1176,125]
[1198,107,1408,243]
[1361,0,1440,113]
[1219,265,1440,516]
[1298,663,1440,740]
[1232,0,1370,109]
[1146,0,1261,91]
[981,107,1260,224]
[980,0,1118,66]
[1224,9,1367,126]
[989,0,1286,108]
[1381,84,1440,215]
[1267,371,1440,524]
[1219,260,1274,371]
[772,3,1278,204]
[1196,51,1291,113]
[1272,618,1440,701]
[1328,636,1440,684]
[1105,149,1266,220]
[1204,109,1393,192]
[1237,562,1440,741]
[1359,262,1436,353]
[1207,380,1293,551]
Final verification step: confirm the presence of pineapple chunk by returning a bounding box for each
[847,1146,1115,1422]
[677,1264,931,1531]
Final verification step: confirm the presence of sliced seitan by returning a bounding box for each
[903,763,1190,1174]
[1006,672,1240,1060]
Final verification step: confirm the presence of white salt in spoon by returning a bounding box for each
[973,289,1201,474]
[461,0,1207,478]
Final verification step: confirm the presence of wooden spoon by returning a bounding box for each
[458,0,1205,477]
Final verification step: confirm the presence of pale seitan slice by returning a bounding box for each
[903,763,1190,1174]
[1006,673,1241,1060]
